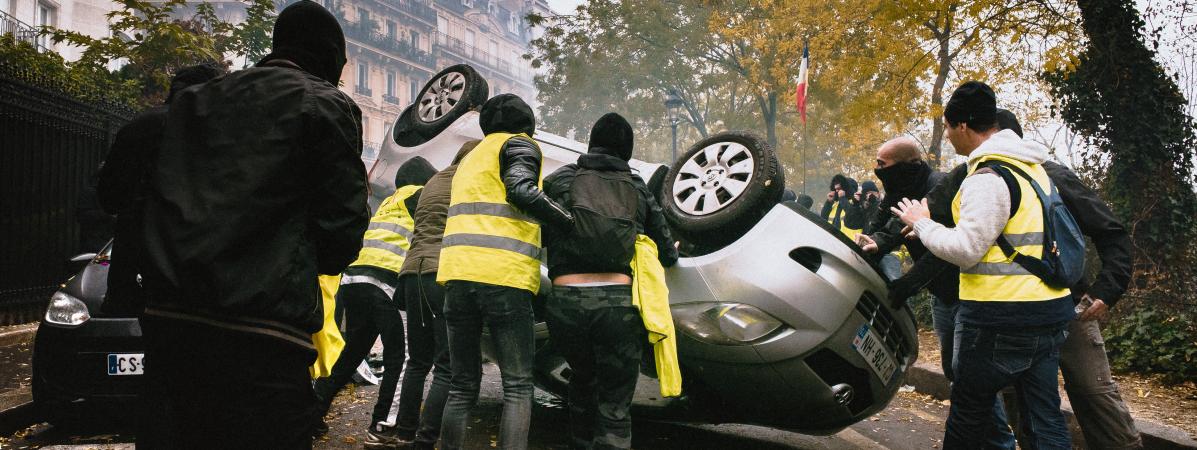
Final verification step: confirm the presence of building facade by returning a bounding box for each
[2,0,114,61]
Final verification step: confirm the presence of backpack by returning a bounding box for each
[979,160,1085,289]
[567,167,640,271]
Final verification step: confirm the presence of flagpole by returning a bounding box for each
[802,116,808,196]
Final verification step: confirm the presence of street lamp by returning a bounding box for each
[664,89,684,163]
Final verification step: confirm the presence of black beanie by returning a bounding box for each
[394,156,437,188]
[996,108,1024,138]
[260,1,347,84]
[861,180,879,194]
[588,112,634,161]
[944,81,997,131]
[480,94,535,136]
[166,63,221,103]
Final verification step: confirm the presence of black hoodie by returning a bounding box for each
[139,4,368,350]
[820,174,865,230]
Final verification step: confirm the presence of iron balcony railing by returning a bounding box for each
[430,31,531,82]
[344,20,437,69]
[389,0,436,24]
[0,9,47,52]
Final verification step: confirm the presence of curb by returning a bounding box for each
[0,323,37,348]
[905,361,1197,450]
[0,387,35,436]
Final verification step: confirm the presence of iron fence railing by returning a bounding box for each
[345,19,438,69]
[431,31,532,82]
[0,61,133,324]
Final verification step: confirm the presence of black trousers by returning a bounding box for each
[544,285,645,450]
[395,272,452,444]
[140,317,316,450]
[313,281,405,427]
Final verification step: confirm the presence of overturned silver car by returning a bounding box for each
[369,64,918,434]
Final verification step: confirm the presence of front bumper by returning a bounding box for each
[32,317,144,421]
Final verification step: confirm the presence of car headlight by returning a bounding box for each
[45,291,90,327]
[673,302,786,345]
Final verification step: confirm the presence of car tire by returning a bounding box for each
[662,131,784,250]
[391,64,489,147]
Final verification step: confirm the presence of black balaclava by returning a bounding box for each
[394,156,437,188]
[781,189,797,203]
[166,63,221,103]
[479,94,535,136]
[587,112,634,161]
[996,108,1024,138]
[944,81,997,131]
[874,159,932,199]
[259,1,347,84]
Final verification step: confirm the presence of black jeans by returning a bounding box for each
[440,280,535,450]
[395,272,451,444]
[313,281,405,427]
[140,317,316,449]
[544,285,645,450]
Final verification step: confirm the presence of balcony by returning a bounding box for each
[355,84,373,97]
[1,10,47,52]
[432,32,532,82]
[388,0,437,24]
[383,94,400,104]
[344,20,437,69]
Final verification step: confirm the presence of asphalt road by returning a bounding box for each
[2,362,953,449]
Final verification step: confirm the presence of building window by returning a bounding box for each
[385,71,396,103]
[410,30,420,50]
[356,62,371,96]
[437,16,447,35]
[357,8,368,24]
[508,13,519,33]
[461,0,472,8]
[466,29,476,47]
[386,20,396,39]
[36,2,56,48]
[410,80,420,103]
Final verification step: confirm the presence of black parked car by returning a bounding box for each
[32,241,145,426]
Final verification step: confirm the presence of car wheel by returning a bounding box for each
[391,64,489,147]
[662,131,784,250]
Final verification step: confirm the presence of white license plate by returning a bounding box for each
[852,324,897,382]
[107,353,145,376]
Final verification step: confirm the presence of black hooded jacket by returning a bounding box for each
[820,175,866,230]
[138,2,369,350]
[480,94,574,231]
[891,161,1133,309]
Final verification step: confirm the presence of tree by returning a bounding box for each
[1044,0,1197,295]
[43,0,276,106]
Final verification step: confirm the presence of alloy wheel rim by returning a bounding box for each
[672,141,755,216]
[418,71,466,123]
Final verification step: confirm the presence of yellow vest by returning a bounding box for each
[437,132,543,293]
[630,235,682,397]
[349,184,421,273]
[828,201,862,241]
[310,275,344,378]
[952,154,1071,302]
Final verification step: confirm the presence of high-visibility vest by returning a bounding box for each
[437,132,543,293]
[952,154,1071,302]
[828,201,862,241]
[631,235,681,398]
[348,184,421,274]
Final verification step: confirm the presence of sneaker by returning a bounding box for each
[363,423,403,449]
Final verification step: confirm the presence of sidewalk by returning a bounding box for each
[0,323,37,435]
[904,358,1197,449]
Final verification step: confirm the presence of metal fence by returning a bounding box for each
[0,61,132,325]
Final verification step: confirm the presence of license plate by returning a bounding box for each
[852,324,896,382]
[107,353,145,376]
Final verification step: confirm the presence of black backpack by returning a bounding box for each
[979,160,1086,289]
[566,168,640,271]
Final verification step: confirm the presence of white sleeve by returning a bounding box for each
[912,173,1011,269]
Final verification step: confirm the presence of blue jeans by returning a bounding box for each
[945,322,1071,450]
[879,253,902,281]
[439,281,535,450]
[935,298,1016,449]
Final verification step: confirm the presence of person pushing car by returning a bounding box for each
[541,113,679,450]
[436,94,575,450]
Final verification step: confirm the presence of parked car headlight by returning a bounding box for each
[45,291,90,327]
[673,302,786,345]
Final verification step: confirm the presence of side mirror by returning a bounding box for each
[70,253,97,263]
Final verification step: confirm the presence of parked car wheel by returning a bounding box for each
[662,131,784,250]
[392,64,489,147]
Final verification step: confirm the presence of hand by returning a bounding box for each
[1079,295,1108,321]
[827,191,836,201]
[890,197,930,227]
[837,189,846,198]
[901,224,918,240]
[856,234,878,253]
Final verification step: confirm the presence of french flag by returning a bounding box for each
[795,43,809,124]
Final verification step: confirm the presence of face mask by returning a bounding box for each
[874,160,930,197]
